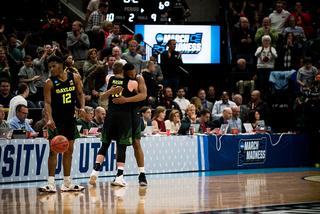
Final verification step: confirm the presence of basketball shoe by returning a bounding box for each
[61,178,85,192]
[89,170,99,186]
[113,175,128,187]
[38,181,57,193]
[138,173,148,186]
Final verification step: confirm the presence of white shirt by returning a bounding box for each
[8,95,27,121]
[174,97,190,117]
[165,120,180,132]
[211,100,236,120]
[269,9,291,35]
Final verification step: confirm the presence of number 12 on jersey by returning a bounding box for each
[63,93,71,104]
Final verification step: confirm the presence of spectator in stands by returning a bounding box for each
[8,34,22,65]
[247,90,270,124]
[66,21,90,70]
[0,47,17,82]
[141,53,163,81]
[254,17,279,48]
[18,55,41,104]
[198,89,213,113]
[0,79,15,109]
[112,46,127,65]
[277,32,300,71]
[77,106,94,133]
[297,57,318,90]
[212,92,236,120]
[140,106,152,132]
[232,58,257,96]
[248,109,260,129]
[33,109,48,137]
[181,104,198,124]
[255,35,277,96]
[160,39,183,95]
[234,94,248,127]
[33,47,50,101]
[106,22,127,52]
[151,106,166,133]
[91,106,106,132]
[197,108,211,133]
[284,16,307,56]
[207,86,219,104]
[85,0,108,31]
[228,0,246,25]
[8,104,38,137]
[190,97,202,117]
[100,37,120,61]
[286,2,313,39]
[233,17,256,64]
[131,33,145,56]
[209,107,232,132]
[87,55,115,109]
[174,87,190,117]
[269,1,290,40]
[250,11,263,34]
[101,21,112,49]
[141,61,163,108]
[0,104,10,128]
[160,87,181,111]
[41,18,62,47]
[87,2,108,30]
[121,40,143,74]
[165,109,181,133]
[62,54,80,75]
[7,83,36,121]
[83,89,98,109]
[83,48,103,91]
[227,106,242,134]
[86,26,105,54]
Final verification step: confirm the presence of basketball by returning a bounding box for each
[51,135,69,153]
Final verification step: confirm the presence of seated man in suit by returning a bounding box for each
[181,104,197,124]
[209,107,232,133]
[198,89,213,113]
[140,106,152,131]
[8,104,38,138]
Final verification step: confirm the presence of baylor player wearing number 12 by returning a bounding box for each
[38,56,86,193]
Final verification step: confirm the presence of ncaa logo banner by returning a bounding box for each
[238,138,266,166]
[135,25,220,64]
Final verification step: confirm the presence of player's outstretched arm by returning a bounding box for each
[43,79,55,131]
[112,74,147,104]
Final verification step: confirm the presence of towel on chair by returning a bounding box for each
[269,70,296,90]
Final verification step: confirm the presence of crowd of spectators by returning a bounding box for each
[0,0,320,137]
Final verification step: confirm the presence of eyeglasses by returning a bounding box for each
[19,111,28,115]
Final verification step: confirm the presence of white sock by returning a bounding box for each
[138,167,145,174]
[118,166,124,171]
[64,176,70,182]
[48,176,55,183]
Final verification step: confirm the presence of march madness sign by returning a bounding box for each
[238,137,266,166]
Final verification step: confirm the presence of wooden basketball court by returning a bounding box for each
[1,168,320,213]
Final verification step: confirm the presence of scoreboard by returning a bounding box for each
[106,0,172,24]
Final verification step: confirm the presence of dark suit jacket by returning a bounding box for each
[87,65,109,92]
[140,117,152,131]
[209,116,225,129]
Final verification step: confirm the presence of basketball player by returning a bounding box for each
[112,63,148,186]
[89,62,138,187]
[38,56,85,193]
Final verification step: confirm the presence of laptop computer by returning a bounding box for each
[178,123,191,135]
[143,126,155,136]
[191,124,200,133]
[0,128,13,139]
[89,127,99,134]
[12,129,27,139]
[219,124,229,134]
[243,123,253,133]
